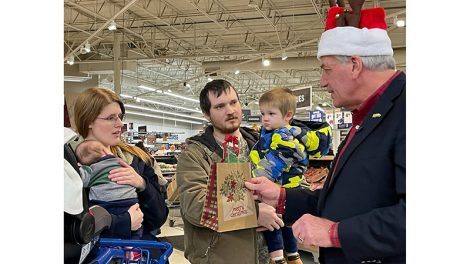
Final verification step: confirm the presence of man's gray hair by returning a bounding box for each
[335,55,396,71]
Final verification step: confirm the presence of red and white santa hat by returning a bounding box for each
[317,7,393,59]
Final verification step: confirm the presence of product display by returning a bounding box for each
[304,166,329,184]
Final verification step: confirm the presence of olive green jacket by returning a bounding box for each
[176,126,262,264]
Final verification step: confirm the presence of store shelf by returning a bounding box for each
[153,155,178,165]
[309,155,335,161]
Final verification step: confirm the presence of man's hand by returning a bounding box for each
[292,214,335,247]
[257,203,284,231]
[245,177,280,208]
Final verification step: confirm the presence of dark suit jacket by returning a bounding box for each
[285,72,406,263]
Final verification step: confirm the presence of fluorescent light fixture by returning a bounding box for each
[121,93,200,113]
[135,98,141,103]
[167,89,172,92]
[66,55,74,65]
[108,20,117,31]
[64,75,92,82]
[281,52,288,61]
[235,69,240,75]
[157,90,163,93]
[137,84,156,91]
[262,58,271,66]
[125,104,206,121]
[126,111,203,125]
[163,91,199,103]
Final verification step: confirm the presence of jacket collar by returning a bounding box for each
[187,125,259,158]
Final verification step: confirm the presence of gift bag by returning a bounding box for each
[200,135,258,232]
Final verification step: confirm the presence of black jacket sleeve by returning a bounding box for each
[284,187,320,224]
[131,157,169,234]
[101,212,132,239]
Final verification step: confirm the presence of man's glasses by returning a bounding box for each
[96,113,125,123]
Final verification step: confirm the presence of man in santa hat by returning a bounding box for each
[246,2,406,263]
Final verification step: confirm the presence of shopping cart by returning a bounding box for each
[88,238,173,264]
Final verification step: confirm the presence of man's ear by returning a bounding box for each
[203,112,211,122]
[351,55,363,79]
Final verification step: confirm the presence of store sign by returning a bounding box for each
[247,115,261,123]
[138,125,147,134]
[325,111,334,128]
[335,111,352,129]
[242,109,251,122]
[292,87,312,110]
[309,110,325,122]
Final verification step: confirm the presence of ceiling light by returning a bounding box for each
[396,19,405,27]
[184,82,191,88]
[136,98,141,102]
[208,77,213,82]
[262,58,271,67]
[281,52,288,61]
[126,111,203,125]
[125,104,205,121]
[393,16,405,28]
[108,20,117,31]
[163,91,199,103]
[66,55,74,65]
[64,75,92,82]
[80,42,91,54]
[137,84,156,91]
[84,42,91,53]
[157,89,163,93]
[121,93,200,113]
[235,69,240,75]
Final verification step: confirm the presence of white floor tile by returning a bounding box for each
[169,248,190,264]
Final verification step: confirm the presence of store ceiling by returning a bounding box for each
[64,0,406,119]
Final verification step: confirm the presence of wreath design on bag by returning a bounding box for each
[220,170,246,202]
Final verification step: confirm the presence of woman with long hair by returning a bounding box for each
[73,87,168,240]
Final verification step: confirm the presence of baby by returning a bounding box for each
[75,139,142,240]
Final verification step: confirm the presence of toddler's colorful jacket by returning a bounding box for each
[249,120,332,188]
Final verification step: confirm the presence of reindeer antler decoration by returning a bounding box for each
[328,0,365,28]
